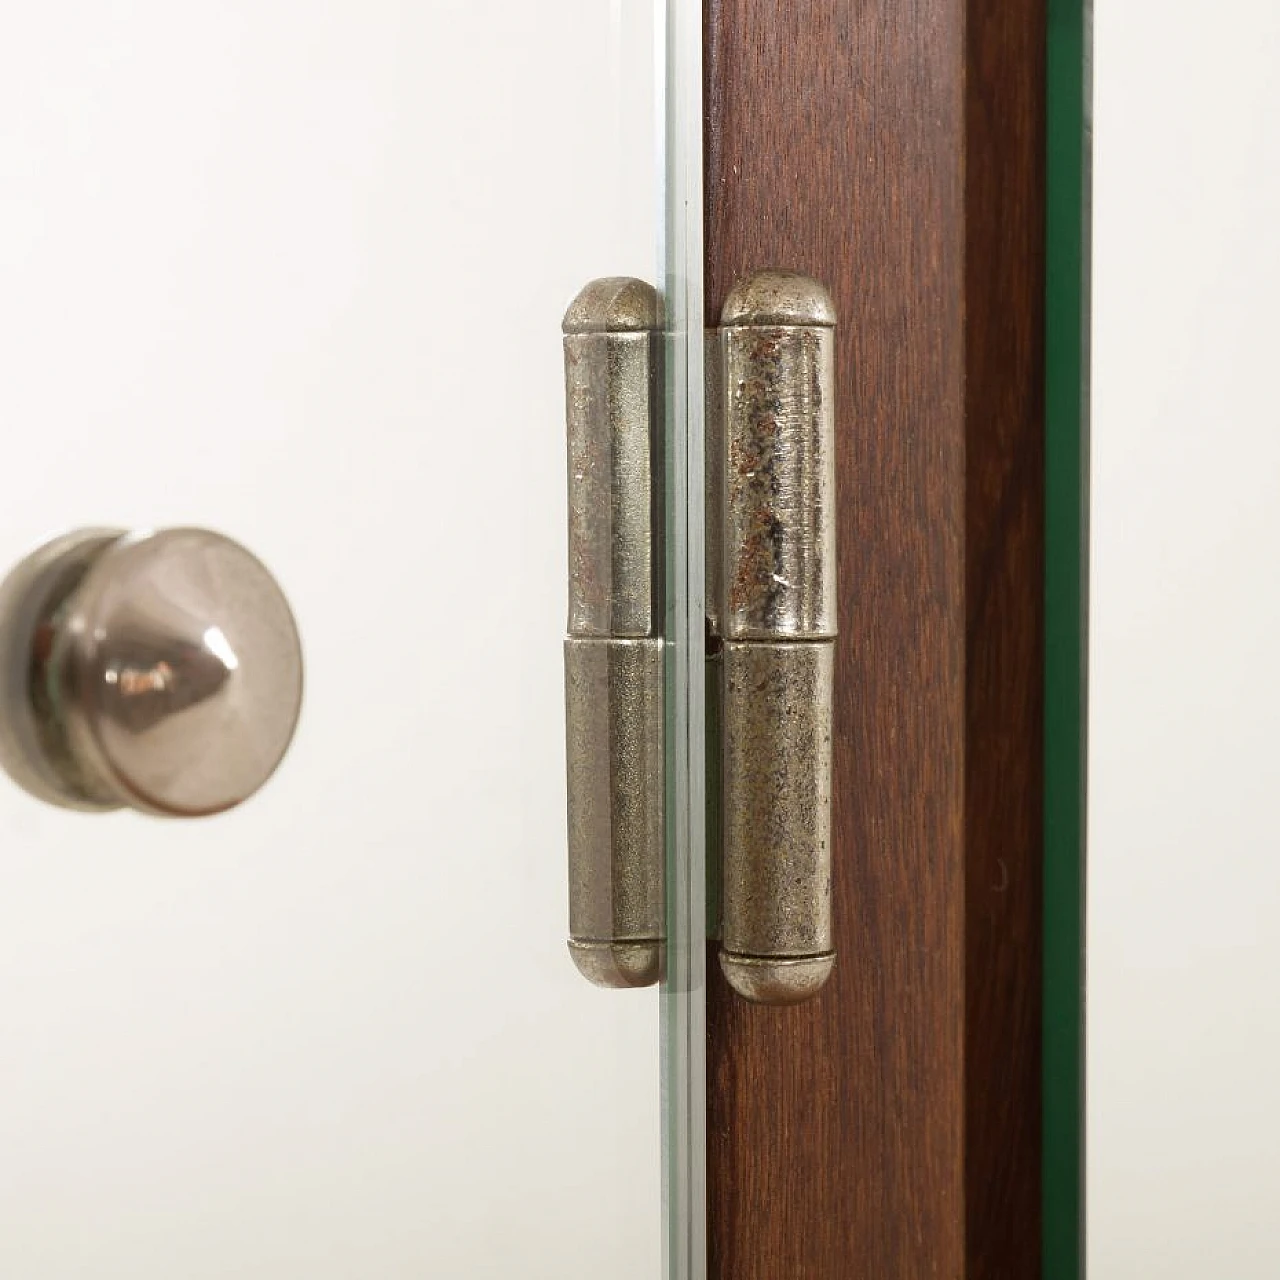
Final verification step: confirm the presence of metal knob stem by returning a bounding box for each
[0,528,303,817]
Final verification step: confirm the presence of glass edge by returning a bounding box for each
[658,3,707,1280]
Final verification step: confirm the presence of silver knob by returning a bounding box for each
[0,528,303,817]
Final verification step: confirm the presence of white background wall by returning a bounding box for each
[0,4,660,1276]
[1089,2,1280,1273]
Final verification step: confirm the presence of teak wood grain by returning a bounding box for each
[704,2,1046,1276]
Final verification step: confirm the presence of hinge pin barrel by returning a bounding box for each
[716,271,837,1005]
[562,278,665,988]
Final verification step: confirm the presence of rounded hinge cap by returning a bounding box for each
[720,269,836,328]
[719,952,835,1005]
[568,939,663,988]
[562,277,660,334]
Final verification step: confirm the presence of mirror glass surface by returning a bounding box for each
[0,4,675,1276]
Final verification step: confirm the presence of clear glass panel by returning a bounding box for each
[1089,1,1280,1276]
[0,4,702,1275]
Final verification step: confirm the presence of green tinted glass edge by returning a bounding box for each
[1044,0,1090,1276]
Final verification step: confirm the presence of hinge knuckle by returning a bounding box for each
[563,278,665,988]
[716,270,837,1005]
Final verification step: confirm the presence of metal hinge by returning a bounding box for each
[562,271,836,1004]
[562,279,665,989]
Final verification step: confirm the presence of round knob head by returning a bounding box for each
[0,528,303,818]
[51,529,304,817]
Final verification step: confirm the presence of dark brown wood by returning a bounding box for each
[705,3,1045,1277]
